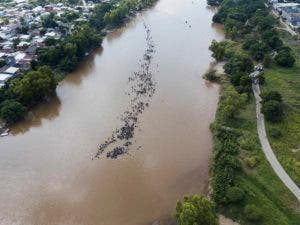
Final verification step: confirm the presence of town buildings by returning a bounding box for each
[269,0,300,30]
[0,0,96,87]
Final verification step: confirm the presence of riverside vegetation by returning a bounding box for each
[0,0,157,125]
[176,0,300,225]
[209,0,300,224]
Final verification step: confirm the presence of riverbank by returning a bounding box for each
[206,0,300,224]
[211,74,300,225]
[0,0,158,130]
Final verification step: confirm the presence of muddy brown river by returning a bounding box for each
[0,0,223,224]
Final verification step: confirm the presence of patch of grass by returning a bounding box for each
[261,31,300,186]
[213,79,300,225]
[209,34,300,225]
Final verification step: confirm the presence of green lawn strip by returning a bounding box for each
[238,100,300,224]
[213,82,300,224]
[261,32,300,186]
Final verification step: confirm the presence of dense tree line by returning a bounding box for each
[211,85,264,222]
[103,0,158,27]
[210,41,254,96]
[210,0,295,67]
[0,66,57,124]
[37,25,102,72]
[37,0,158,72]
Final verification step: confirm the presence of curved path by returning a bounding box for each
[252,83,300,201]
[270,9,297,36]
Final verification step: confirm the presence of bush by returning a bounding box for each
[12,66,57,107]
[224,54,253,75]
[176,195,219,225]
[204,69,220,82]
[261,91,282,103]
[262,100,284,123]
[275,49,295,67]
[244,204,263,221]
[269,127,282,138]
[0,100,27,124]
[219,86,247,120]
[239,135,258,151]
[244,155,260,168]
[209,40,227,61]
[226,186,245,203]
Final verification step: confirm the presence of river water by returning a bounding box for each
[0,0,223,224]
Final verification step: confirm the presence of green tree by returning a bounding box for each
[0,100,27,124]
[262,100,284,123]
[224,54,253,75]
[249,41,269,61]
[176,195,219,225]
[226,186,245,203]
[219,86,247,120]
[44,37,57,46]
[209,40,227,61]
[230,73,252,94]
[42,13,58,28]
[12,66,57,106]
[242,35,257,50]
[261,91,282,103]
[275,49,295,67]
[90,3,113,30]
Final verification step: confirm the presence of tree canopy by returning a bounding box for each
[176,195,219,225]
[12,66,57,107]
[275,48,295,67]
[0,100,27,124]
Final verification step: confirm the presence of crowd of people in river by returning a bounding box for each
[94,22,156,159]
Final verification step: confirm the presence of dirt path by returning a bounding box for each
[252,83,300,201]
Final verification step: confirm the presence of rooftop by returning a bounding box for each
[5,66,19,74]
[0,73,13,83]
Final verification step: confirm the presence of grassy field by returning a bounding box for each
[261,31,300,186]
[213,79,300,224]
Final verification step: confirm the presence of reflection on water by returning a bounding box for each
[0,0,224,225]
[10,94,61,135]
[63,48,103,86]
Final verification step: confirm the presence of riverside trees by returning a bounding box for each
[0,66,57,124]
[206,0,300,224]
[37,25,102,72]
[0,0,159,124]
[176,195,219,225]
[210,0,295,67]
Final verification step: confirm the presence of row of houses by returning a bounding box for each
[269,0,300,29]
[0,0,96,88]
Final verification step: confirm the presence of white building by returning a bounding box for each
[5,66,19,75]
[0,73,13,87]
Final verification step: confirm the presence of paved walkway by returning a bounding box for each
[252,83,300,201]
[270,9,297,36]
